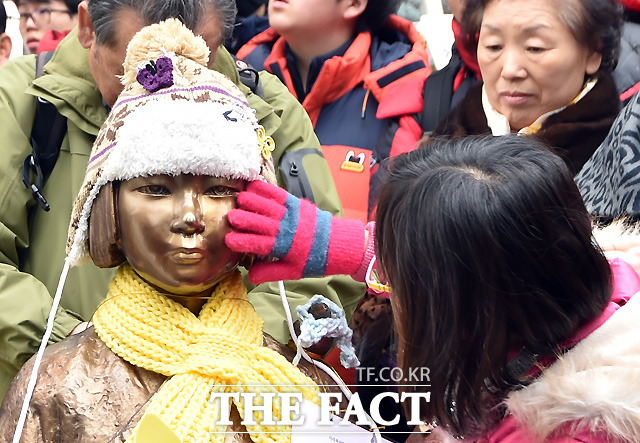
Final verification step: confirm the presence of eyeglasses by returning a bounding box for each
[19,8,73,26]
[365,255,391,298]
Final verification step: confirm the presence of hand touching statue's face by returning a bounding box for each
[118,174,245,299]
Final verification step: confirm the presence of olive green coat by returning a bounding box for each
[0,30,364,401]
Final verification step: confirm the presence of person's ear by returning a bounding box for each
[77,0,96,49]
[89,182,126,268]
[585,50,602,76]
[342,0,368,22]
[0,33,11,67]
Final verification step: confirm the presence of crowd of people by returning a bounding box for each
[1,0,640,442]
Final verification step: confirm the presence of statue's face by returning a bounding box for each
[118,174,245,297]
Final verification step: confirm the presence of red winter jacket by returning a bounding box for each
[620,0,640,12]
[474,258,640,442]
[36,30,71,54]
[238,16,431,221]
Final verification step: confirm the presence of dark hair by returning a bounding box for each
[89,181,125,268]
[375,135,612,437]
[12,0,80,13]
[235,0,266,19]
[355,0,401,34]
[63,0,81,13]
[0,2,6,34]
[462,0,623,75]
[88,0,236,46]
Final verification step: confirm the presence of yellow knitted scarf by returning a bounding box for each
[92,264,319,443]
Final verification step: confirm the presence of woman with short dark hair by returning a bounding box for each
[376,135,640,440]
[433,0,624,175]
[227,134,640,441]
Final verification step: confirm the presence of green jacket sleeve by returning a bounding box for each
[0,55,83,401]
[0,265,81,400]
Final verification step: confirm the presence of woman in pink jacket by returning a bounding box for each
[226,134,640,442]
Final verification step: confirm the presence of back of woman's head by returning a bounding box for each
[462,0,622,75]
[375,135,612,436]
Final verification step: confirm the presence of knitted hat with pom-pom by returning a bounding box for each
[66,18,276,267]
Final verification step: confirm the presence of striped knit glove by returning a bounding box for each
[226,181,372,284]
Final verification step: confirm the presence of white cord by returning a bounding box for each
[13,258,70,443]
[277,280,383,442]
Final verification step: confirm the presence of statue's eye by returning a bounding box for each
[138,185,170,196]
[206,185,238,197]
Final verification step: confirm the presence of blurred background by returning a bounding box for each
[4,1,22,59]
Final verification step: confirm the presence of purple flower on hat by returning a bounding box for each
[136,56,174,92]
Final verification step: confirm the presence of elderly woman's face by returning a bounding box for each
[477,0,602,131]
[118,174,245,298]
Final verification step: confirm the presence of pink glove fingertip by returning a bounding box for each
[227,209,281,236]
[325,218,367,277]
[246,180,289,204]
[225,231,276,256]
[236,191,287,219]
[352,222,376,282]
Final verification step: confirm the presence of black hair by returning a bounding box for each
[12,0,80,13]
[375,135,612,437]
[235,0,266,19]
[0,2,6,34]
[88,0,236,46]
[356,0,401,34]
[63,0,81,13]
[462,0,623,75]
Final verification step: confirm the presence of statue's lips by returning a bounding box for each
[171,249,207,263]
